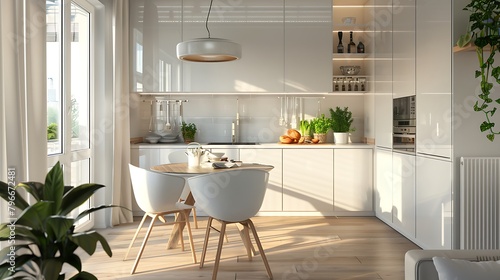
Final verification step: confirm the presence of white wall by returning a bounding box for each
[130,94,367,144]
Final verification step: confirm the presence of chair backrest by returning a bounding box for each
[129,164,186,214]
[187,169,269,222]
[168,150,187,163]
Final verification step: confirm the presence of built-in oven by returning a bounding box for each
[393,96,416,153]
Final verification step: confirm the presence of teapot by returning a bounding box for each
[185,142,206,167]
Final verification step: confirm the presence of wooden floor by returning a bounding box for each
[69,216,420,279]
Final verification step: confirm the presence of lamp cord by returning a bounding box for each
[205,0,214,38]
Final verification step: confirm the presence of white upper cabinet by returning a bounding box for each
[181,0,284,92]
[374,0,393,149]
[284,0,332,92]
[416,0,452,158]
[392,0,415,98]
[130,0,183,92]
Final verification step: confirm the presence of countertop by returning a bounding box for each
[131,142,374,149]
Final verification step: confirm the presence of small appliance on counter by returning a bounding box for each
[393,95,416,153]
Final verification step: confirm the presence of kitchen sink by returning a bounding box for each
[206,142,259,145]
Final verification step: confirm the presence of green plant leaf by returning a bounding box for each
[60,184,105,216]
[16,182,44,202]
[496,98,500,104]
[487,134,495,141]
[475,70,482,78]
[44,162,65,213]
[75,204,125,223]
[0,182,29,211]
[42,258,63,280]
[480,121,494,132]
[68,271,98,280]
[15,201,53,231]
[70,231,112,257]
[0,224,39,244]
[45,216,74,241]
[65,253,82,273]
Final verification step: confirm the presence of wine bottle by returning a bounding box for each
[337,31,344,53]
[357,41,365,53]
[348,31,356,53]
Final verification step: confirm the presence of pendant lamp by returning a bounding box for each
[177,0,241,62]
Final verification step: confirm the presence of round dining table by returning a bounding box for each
[150,162,274,250]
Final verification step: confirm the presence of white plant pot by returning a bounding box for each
[333,132,348,144]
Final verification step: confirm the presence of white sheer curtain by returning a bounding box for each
[0,0,47,189]
[111,0,133,225]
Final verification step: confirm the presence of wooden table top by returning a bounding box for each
[151,162,274,174]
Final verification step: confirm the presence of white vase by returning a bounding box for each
[333,132,348,144]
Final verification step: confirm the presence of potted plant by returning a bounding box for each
[181,121,197,143]
[0,162,119,279]
[299,120,312,141]
[311,114,331,143]
[457,0,500,141]
[329,106,354,144]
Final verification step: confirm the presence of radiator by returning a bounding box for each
[460,157,500,250]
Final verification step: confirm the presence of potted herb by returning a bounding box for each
[0,162,119,279]
[329,106,354,144]
[181,122,197,143]
[458,1,500,141]
[299,120,312,141]
[311,114,331,143]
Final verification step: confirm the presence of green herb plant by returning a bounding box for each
[329,106,354,133]
[460,0,500,141]
[181,122,197,141]
[311,114,332,134]
[299,120,311,138]
[0,162,121,279]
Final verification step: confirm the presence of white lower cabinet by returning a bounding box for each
[240,149,283,212]
[375,148,393,223]
[416,156,452,249]
[283,149,334,212]
[334,149,373,213]
[392,152,415,237]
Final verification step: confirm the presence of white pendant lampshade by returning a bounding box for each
[176,38,242,62]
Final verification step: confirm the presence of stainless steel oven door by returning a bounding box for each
[393,133,415,152]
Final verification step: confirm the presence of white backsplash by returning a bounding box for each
[130,93,366,144]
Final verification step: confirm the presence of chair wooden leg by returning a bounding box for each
[124,214,148,261]
[130,214,158,274]
[212,221,227,280]
[192,207,199,229]
[200,217,213,268]
[247,219,273,280]
[182,210,197,264]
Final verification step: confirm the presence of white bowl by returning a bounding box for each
[208,152,225,161]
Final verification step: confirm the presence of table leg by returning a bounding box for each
[237,221,257,260]
[167,193,195,249]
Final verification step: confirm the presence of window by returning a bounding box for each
[46,0,94,230]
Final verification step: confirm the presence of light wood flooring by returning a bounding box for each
[69,216,420,279]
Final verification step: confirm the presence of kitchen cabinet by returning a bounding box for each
[392,152,415,237]
[129,0,182,92]
[416,0,452,158]
[375,148,393,224]
[392,0,415,98]
[374,0,393,149]
[416,156,452,249]
[240,149,282,211]
[284,0,332,92]
[283,149,334,212]
[334,149,373,214]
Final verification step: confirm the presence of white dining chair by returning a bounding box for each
[168,149,199,228]
[124,164,197,274]
[187,169,273,280]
